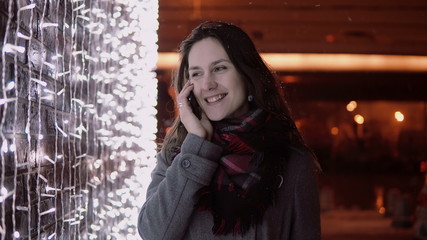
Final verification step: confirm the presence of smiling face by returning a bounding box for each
[187,37,249,121]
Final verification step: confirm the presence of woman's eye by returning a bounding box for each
[214,66,226,72]
[190,72,201,78]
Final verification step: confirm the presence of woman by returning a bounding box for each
[138,21,321,240]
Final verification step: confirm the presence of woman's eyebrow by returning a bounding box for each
[188,65,201,71]
[210,59,230,67]
[189,59,231,71]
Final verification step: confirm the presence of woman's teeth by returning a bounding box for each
[206,94,226,103]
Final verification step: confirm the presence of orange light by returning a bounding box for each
[375,187,385,215]
[157,53,427,72]
[395,111,404,122]
[295,120,302,129]
[325,34,335,43]
[420,161,426,173]
[354,114,364,125]
[346,101,357,112]
[281,75,300,83]
[330,127,339,135]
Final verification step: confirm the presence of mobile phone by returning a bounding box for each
[188,91,202,119]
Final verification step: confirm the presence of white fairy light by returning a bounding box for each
[41,194,55,198]
[51,54,63,60]
[56,88,65,95]
[44,156,55,164]
[5,81,15,91]
[1,187,7,197]
[38,175,48,183]
[16,206,28,211]
[17,32,31,40]
[1,140,8,153]
[9,143,16,152]
[77,15,90,21]
[43,61,56,69]
[41,23,58,28]
[76,153,87,159]
[18,3,36,11]
[54,122,68,137]
[40,208,55,216]
[47,233,56,239]
[73,4,86,12]
[45,186,61,192]
[2,44,25,54]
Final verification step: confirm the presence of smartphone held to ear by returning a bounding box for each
[188,91,202,119]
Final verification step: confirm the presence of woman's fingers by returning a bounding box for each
[177,81,193,110]
[177,81,197,128]
[177,82,211,139]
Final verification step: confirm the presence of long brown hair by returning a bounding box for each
[161,21,302,164]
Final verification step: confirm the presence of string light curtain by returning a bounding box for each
[0,0,158,239]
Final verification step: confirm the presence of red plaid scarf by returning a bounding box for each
[196,108,295,236]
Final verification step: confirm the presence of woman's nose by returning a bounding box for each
[201,74,217,91]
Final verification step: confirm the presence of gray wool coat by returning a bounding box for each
[138,133,321,240]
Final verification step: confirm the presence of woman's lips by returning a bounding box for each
[205,93,227,103]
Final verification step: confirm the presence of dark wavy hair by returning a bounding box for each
[161,21,302,164]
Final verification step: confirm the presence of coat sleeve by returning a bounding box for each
[292,153,321,240]
[138,134,222,240]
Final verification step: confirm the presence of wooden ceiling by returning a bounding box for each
[158,0,427,55]
[157,0,427,101]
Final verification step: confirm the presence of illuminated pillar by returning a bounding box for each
[0,0,158,239]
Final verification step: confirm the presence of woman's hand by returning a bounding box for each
[177,81,213,140]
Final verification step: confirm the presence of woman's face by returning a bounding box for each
[187,37,249,121]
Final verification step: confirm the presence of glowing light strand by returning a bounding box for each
[58,1,69,237]
[36,2,50,237]
[25,2,36,237]
[53,1,61,235]
[68,0,77,236]
[0,1,14,238]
